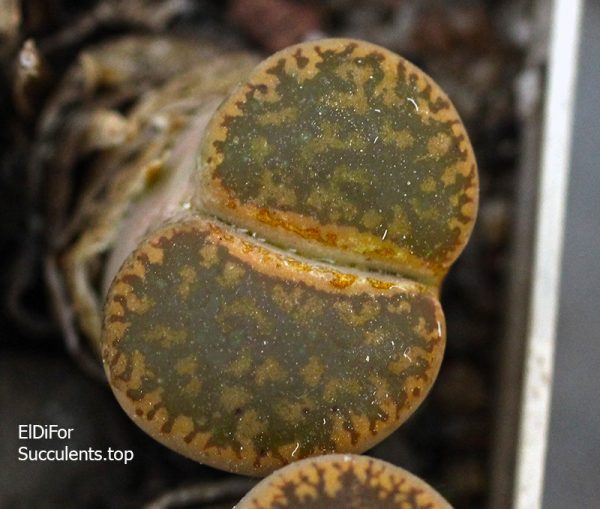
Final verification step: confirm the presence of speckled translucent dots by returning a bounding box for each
[101,38,478,476]
[199,38,478,284]
[104,218,444,475]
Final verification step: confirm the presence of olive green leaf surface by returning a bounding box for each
[199,39,477,284]
[102,39,478,475]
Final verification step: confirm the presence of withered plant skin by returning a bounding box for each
[235,454,453,508]
[60,37,259,348]
[96,39,478,475]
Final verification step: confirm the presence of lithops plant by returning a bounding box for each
[236,454,453,508]
[64,38,477,475]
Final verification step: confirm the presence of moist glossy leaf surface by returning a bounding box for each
[103,219,444,475]
[200,39,478,282]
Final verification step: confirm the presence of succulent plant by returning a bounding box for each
[235,454,452,508]
[88,38,477,475]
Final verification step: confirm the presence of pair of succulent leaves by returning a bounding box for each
[102,37,477,501]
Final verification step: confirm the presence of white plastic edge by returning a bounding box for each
[513,1,584,508]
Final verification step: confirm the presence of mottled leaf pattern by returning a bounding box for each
[102,39,477,476]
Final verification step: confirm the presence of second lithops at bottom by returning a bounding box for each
[63,37,478,475]
[235,454,452,508]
